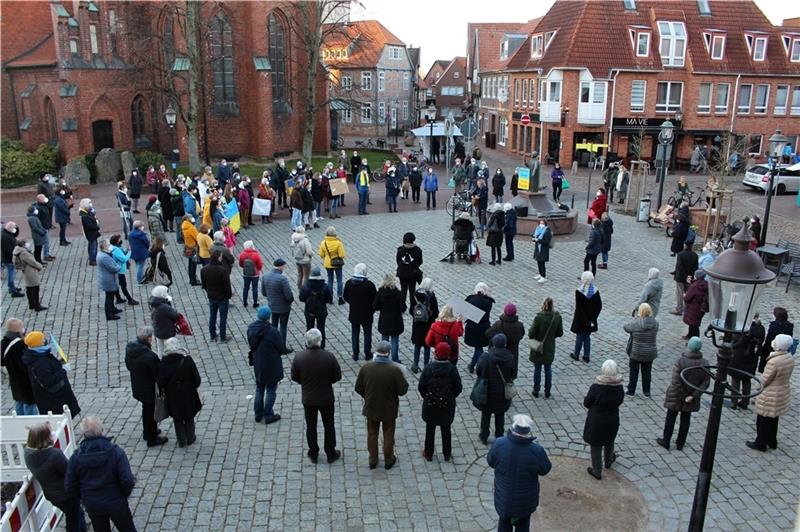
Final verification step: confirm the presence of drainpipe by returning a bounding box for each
[726,74,741,169]
[7,70,21,139]
[607,69,620,161]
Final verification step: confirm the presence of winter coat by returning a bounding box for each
[354,358,409,421]
[2,333,36,404]
[409,168,423,188]
[1,226,19,263]
[533,226,552,263]
[149,296,179,340]
[486,314,526,378]
[239,248,264,277]
[27,214,47,246]
[487,432,551,519]
[64,436,134,514]
[503,209,517,236]
[110,245,131,274]
[475,347,515,413]
[170,191,185,217]
[671,220,690,254]
[760,320,794,372]
[674,249,699,283]
[588,194,607,222]
[755,350,795,418]
[343,277,377,325]
[24,447,71,505]
[464,293,495,347]
[570,289,602,335]
[54,195,70,224]
[129,228,150,261]
[373,287,407,336]
[201,261,232,300]
[318,236,346,270]
[423,172,439,192]
[730,324,765,375]
[637,278,664,317]
[12,245,42,287]
[411,289,439,347]
[96,251,121,292]
[425,319,464,362]
[147,206,165,241]
[682,278,708,327]
[582,379,625,446]
[80,210,101,241]
[210,242,235,273]
[248,319,288,386]
[486,211,505,247]
[585,227,603,255]
[396,244,423,281]
[129,172,143,198]
[299,278,333,318]
[159,351,202,421]
[148,248,173,285]
[291,232,314,265]
[35,202,52,229]
[290,347,342,406]
[623,316,659,362]
[600,217,613,253]
[260,268,294,314]
[418,360,462,425]
[125,339,160,403]
[237,188,251,210]
[528,311,564,365]
[182,190,199,217]
[473,186,488,209]
[21,347,80,417]
[663,350,711,412]
[491,172,506,196]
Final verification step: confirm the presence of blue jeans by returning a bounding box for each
[315,200,322,218]
[187,256,198,283]
[3,262,17,293]
[601,251,609,264]
[381,334,400,362]
[15,401,39,415]
[243,277,258,306]
[413,345,431,367]
[87,239,98,262]
[208,298,230,339]
[470,345,484,367]
[575,333,592,361]
[175,216,184,243]
[135,259,147,284]
[358,190,368,214]
[326,267,343,298]
[351,322,373,358]
[533,363,552,394]
[271,312,290,344]
[42,231,50,258]
[254,383,278,419]
[387,195,397,211]
[291,208,303,229]
[330,197,339,217]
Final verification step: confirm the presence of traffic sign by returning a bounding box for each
[521,114,531,125]
[460,118,478,140]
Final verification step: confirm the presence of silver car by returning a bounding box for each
[742,163,800,194]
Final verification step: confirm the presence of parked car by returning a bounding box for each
[742,163,800,194]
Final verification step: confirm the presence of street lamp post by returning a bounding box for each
[164,103,178,179]
[685,225,775,532]
[761,129,788,245]
[426,115,435,162]
[655,119,674,210]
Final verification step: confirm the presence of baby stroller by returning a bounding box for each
[445,215,479,264]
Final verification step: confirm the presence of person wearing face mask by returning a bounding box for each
[116,182,133,239]
[532,219,552,283]
[423,167,439,210]
[156,163,170,187]
[409,165,422,204]
[33,193,55,261]
[146,196,166,242]
[37,174,55,226]
[146,165,158,193]
[502,203,517,262]
[129,168,144,213]
[54,189,72,246]
[182,183,200,225]
[26,204,48,264]
[13,238,46,311]
[1,221,25,297]
[472,179,489,237]
[216,158,231,189]
[588,188,607,225]
[396,157,410,199]
[158,180,174,232]
[275,158,289,209]
[257,174,275,224]
[491,168,506,204]
[551,163,565,202]
[79,198,101,265]
[170,186,185,243]
[181,214,200,285]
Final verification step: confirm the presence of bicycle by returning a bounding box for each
[446,189,473,217]
[354,138,376,149]
[331,137,344,150]
[371,170,385,183]
[667,186,706,208]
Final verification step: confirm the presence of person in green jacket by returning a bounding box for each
[528,297,564,398]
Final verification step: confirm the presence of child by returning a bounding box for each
[221,218,236,250]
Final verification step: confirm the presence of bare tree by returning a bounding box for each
[709,131,750,188]
[628,126,646,161]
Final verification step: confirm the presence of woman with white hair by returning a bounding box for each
[78,198,101,265]
[149,285,179,355]
[623,303,659,396]
[238,240,264,307]
[747,334,795,452]
[373,273,406,362]
[636,268,663,317]
[570,272,602,363]
[583,359,625,479]
[466,282,495,373]
[159,337,202,447]
[343,263,377,360]
[411,278,440,373]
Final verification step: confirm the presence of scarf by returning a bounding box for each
[534,224,547,240]
[595,374,623,385]
[580,282,596,298]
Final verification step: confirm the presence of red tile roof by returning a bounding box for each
[322,19,406,69]
[468,21,540,74]
[4,33,57,69]
[1,1,57,68]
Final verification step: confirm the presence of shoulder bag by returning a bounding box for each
[496,364,517,400]
[530,313,557,356]
[154,389,169,423]
[324,242,344,268]
[470,376,488,407]
[176,313,193,336]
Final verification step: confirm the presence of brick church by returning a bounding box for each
[1,1,331,166]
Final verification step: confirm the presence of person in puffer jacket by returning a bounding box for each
[291,226,314,290]
[239,240,264,307]
[149,285,179,356]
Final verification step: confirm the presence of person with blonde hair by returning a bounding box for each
[319,226,346,304]
[373,273,407,362]
[425,304,464,364]
[623,302,659,396]
[583,359,625,480]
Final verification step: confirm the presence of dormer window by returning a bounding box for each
[623,0,636,10]
[500,40,509,60]
[657,21,687,67]
[531,35,543,58]
[745,33,768,61]
[703,32,726,60]
[782,35,800,62]
[629,29,650,57]
[697,0,711,16]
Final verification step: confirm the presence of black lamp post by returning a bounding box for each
[164,103,178,179]
[426,115,435,162]
[761,129,788,245]
[655,118,674,210]
[685,225,775,532]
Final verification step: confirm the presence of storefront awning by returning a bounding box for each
[329,99,350,111]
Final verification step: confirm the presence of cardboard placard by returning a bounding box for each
[446,297,487,324]
[252,198,272,216]
[329,177,350,196]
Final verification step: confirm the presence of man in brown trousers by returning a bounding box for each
[355,340,409,469]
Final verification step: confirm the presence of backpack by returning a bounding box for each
[412,291,431,323]
[305,286,326,318]
[242,258,257,277]
[424,372,452,410]
[293,241,307,262]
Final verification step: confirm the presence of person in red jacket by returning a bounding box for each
[238,240,264,307]
[588,188,608,224]
[425,305,464,364]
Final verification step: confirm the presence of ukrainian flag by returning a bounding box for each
[224,200,241,233]
[50,334,68,363]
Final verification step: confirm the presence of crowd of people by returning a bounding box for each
[1,152,796,532]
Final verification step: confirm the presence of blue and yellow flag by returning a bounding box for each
[224,200,241,233]
[50,334,68,363]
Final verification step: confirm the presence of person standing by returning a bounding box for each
[486,204,506,266]
[97,239,122,321]
[79,199,101,266]
[146,197,166,242]
[670,242,698,316]
[275,159,289,209]
[21,331,80,417]
[24,423,87,532]
[291,226,314,290]
[570,272,602,363]
[33,193,55,261]
[532,219,552,284]
[116,182,133,240]
[128,221,150,285]
[319,226,346,305]
[109,234,139,306]
[502,203,517,262]
[290,328,342,464]
[657,337,711,451]
[682,270,708,340]
[147,237,172,286]
[487,414,552,532]
[623,303,659,397]
[54,189,72,246]
[670,215,690,257]
[528,297,563,398]
[583,218,603,275]
[758,307,793,373]
[201,250,232,343]
[466,282,495,373]
[27,204,48,264]
[746,334,795,452]
[260,258,294,345]
[588,188,608,224]
[354,341,409,470]
[475,333,515,444]
[2,318,38,414]
[149,285,179,356]
[239,241,264,308]
[299,268,333,348]
[396,232,423,311]
[129,169,144,213]
[356,165,370,215]
[409,164,423,203]
[425,305,464,365]
[248,306,291,424]
[385,167,401,213]
[170,188,185,243]
[598,212,613,269]
[349,151,361,182]
[13,239,46,311]
[472,179,489,237]
[65,417,137,532]
[418,342,462,461]
[159,337,202,447]
[423,167,438,210]
[343,263,377,361]
[636,268,663,317]
[583,360,625,480]
[550,163,564,202]
[2,221,24,298]
[373,273,407,363]
[491,168,506,203]
[411,278,439,373]
[729,315,765,410]
[486,303,526,379]
[37,174,56,228]
[125,326,168,447]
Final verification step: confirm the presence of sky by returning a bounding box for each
[350,0,800,74]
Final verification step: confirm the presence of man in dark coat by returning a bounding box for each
[128,169,144,212]
[27,204,48,264]
[485,304,526,379]
[487,414,552,531]
[124,326,168,447]
[248,306,291,424]
[502,204,517,261]
[299,268,333,349]
[465,285,495,373]
[290,328,342,464]
[730,315,765,409]
[79,199,101,265]
[418,342,462,461]
[475,333,515,444]
[409,166,423,203]
[65,416,137,531]
[350,151,361,181]
[201,250,232,342]
[36,174,55,227]
[1,222,24,297]
[758,306,793,373]
[343,263,377,361]
[34,193,55,261]
[275,159,290,208]
[395,232,423,311]
[670,242,698,315]
[260,258,294,345]
[354,341,409,470]
[2,318,37,414]
[21,331,80,418]
[54,190,72,246]
[670,216,690,255]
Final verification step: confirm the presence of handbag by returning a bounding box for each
[153,253,171,286]
[530,312,557,358]
[448,177,456,188]
[325,242,344,268]
[154,391,169,423]
[470,377,488,407]
[176,313,193,336]
[562,177,571,190]
[626,334,633,355]
[496,364,517,400]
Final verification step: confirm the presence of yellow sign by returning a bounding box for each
[575,142,608,153]
[516,167,530,191]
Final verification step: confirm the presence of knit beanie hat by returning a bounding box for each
[694,269,706,280]
[503,303,517,316]
[257,306,272,321]
[491,333,507,348]
[434,342,451,361]
[687,336,703,352]
[24,331,45,348]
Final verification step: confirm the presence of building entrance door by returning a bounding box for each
[92,120,114,151]
[548,129,561,164]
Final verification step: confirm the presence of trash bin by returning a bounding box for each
[637,197,651,222]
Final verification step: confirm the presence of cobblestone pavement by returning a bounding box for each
[2,194,799,531]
